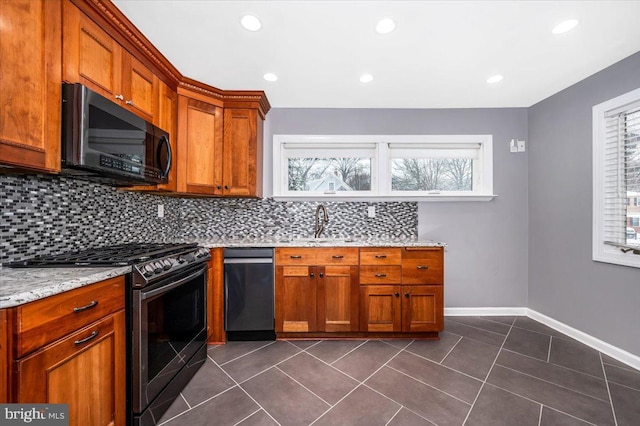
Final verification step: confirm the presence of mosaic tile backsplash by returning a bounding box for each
[0,174,417,263]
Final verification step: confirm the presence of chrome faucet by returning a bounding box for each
[314,204,329,238]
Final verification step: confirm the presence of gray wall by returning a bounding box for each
[265,108,529,309]
[528,51,640,356]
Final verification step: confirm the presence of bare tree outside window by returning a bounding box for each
[392,158,473,191]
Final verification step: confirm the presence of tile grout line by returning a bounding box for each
[360,383,438,425]
[494,363,613,404]
[537,404,543,426]
[385,364,472,406]
[217,341,277,366]
[446,318,510,337]
[274,366,333,407]
[179,392,191,409]
[403,348,485,383]
[384,407,403,426]
[232,408,262,426]
[309,340,415,426]
[547,336,553,362]
[329,339,370,365]
[156,382,240,426]
[599,352,620,426]
[461,316,514,425]
[210,354,283,426]
[542,405,600,426]
[438,334,463,364]
[500,347,609,381]
[235,349,305,386]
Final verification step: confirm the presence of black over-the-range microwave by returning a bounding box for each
[61,83,171,186]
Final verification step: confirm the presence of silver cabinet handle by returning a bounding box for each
[114,94,124,100]
[416,265,429,269]
[375,273,387,277]
[74,330,99,346]
[73,300,98,313]
[332,255,344,259]
[126,100,134,106]
[290,255,302,259]
[375,255,387,259]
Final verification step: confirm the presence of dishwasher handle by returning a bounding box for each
[224,258,273,264]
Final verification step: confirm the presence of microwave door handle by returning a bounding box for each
[157,135,172,178]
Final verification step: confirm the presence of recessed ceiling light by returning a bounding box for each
[552,19,578,34]
[263,73,278,82]
[241,15,261,31]
[486,75,504,84]
[360,74,374,83]
[375,18,396,34]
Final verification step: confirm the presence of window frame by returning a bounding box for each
[592,87,640,269]
[273,134,495,201]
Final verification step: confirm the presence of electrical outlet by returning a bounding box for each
[367,206,376,218]
[517,140,526,152]
[157,204,164,218]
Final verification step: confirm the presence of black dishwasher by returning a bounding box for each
[223,248,276,340]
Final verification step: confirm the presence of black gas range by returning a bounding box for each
[7,242,211,288]
[7,243,211,426]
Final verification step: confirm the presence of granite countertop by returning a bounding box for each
[187,237,446,249]
[0,238,444,309]
[0,265,131,309]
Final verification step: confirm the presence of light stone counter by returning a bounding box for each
[0,238,444,309]
[0,265,131,309]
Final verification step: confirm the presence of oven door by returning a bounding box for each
[131,263,207,413]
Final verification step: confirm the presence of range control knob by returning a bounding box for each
[142,265,154,277]
[153,262,163,273]
[162,259,172,270]
[177,256,186,264]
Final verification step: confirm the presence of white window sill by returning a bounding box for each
[272,194,498,202]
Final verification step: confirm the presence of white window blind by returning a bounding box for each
[593,88,640,268]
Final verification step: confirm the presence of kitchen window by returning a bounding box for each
[273,134,495,200]
[592,87,640,268]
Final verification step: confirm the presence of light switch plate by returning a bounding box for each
[510,139,518,153]
[157,204,164,218]
[367,206,376,218]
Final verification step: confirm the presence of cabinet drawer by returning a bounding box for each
[360,265,402,284]
[315,248,359,265]
[15,276,125,358]
[360,248,402,265]
[275,248,317,265]
[402,248,444,285]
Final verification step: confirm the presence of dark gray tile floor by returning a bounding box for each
[158,316,640,426]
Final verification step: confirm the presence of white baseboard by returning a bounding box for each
[527,309,640,371]
[443,306,640,371]
[444,307,528,316]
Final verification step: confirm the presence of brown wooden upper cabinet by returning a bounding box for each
[176,92,224,195]
[62,0,156,122]
[0,0,62,173]
[223,108,263,197]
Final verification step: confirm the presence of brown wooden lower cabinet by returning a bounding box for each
[317,265,359,332]
[275,265,317,332]
[207,248,225,344]
[360,285,443,333]
[16,311,125,426]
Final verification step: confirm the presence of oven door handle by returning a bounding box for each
[141,266,206,300]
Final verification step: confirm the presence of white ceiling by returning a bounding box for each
[112,0,640,109]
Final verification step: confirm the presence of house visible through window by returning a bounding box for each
[592,87,640,268]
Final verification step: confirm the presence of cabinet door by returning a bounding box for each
[317,266,359,332]
[222,108,262,197]
[121,54,155,121]
[177,96,223,195]
[0,0,61,172]
[63,0,122,101]
[359,285,401,332]
[0,309,8,403]
[16,311,126,426]
[208,248,225,343]
[401,285,443,332]
[275,266,317,332]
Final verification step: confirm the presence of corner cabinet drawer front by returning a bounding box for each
[402,248,444,285]
[16,276,125,358]
[360,265,402,284]
[275,248,317,265]
[359,248,402,265]
[315,248,359,265]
